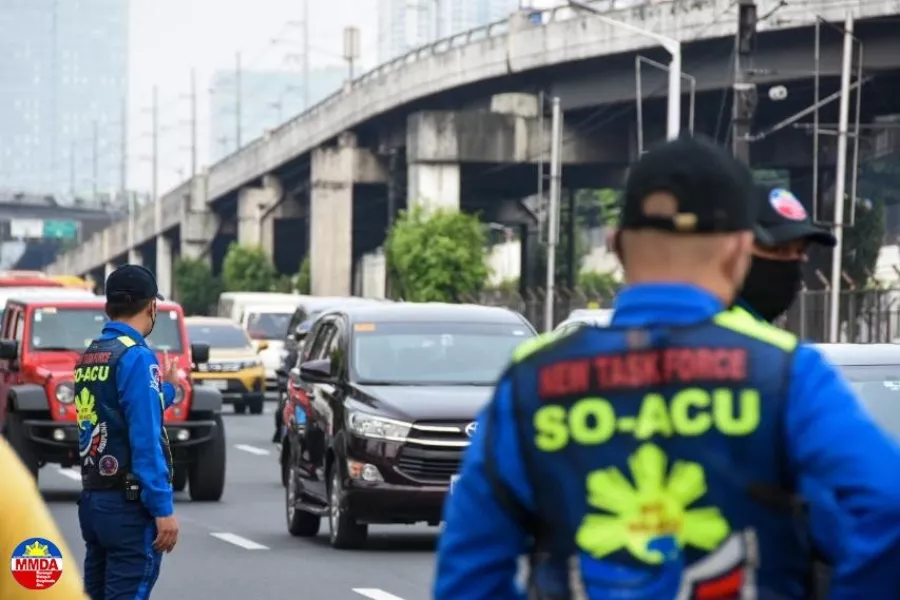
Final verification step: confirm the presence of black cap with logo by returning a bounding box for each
[105,265,164,303]
[754,185,836,247]
[618,136,771,243]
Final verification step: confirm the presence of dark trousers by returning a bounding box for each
[78,490,163,600]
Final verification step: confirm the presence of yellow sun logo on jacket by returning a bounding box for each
[23,540,50,557]
[576,443,731,564]
[75,387,98,430]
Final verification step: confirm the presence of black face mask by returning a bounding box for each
[740,257,803,322]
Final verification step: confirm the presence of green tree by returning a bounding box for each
[295,255,311,294]
[578,270,621,298]
[173,257,220,315]
[221,243,277,292]
[386,205,489,302]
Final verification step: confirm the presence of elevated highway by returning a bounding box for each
[48,0,900,297]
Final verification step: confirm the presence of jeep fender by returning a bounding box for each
[9,384,49,412]
[190,386,223,414]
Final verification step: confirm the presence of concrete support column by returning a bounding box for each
[155,236,174,298]
[180,170,217,263]
[127,248,143,265]
[406,112,461,211]
[310,137,355,296]
[407,163,460,211]
[104,262,115,279]
[237,175,282,252]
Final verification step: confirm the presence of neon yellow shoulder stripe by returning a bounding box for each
[714,306,797,351]
[116,335,136,348]
[512,328,578,363]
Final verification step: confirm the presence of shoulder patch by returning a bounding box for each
[714,307,797,352]
[512,327,579,363]
[116,335,136,348]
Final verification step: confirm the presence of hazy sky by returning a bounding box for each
[127,0,379,194]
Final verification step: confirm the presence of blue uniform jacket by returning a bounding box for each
[98,322,176,518]
[435,283,900,599]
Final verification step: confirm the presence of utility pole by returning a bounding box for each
[235,52,243,150]
[302,0,310,110]
[190,68,198,178]
[731,0,758,163]
[151,85,159,204]
[120,96,128,206]
[343,27,360,81]
[828,11,855,343]
[69,141,76,196]
[92,120,99,202]
[543,97,563,333]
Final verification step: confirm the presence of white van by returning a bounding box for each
[216,292,301,323]
[240,303,297,390]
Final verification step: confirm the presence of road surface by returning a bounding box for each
[41,403,438,600]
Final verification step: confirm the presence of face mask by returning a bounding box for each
[146,304,157,337]
[740,257,803,322]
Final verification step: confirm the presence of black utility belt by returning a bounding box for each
[83,472,141,501]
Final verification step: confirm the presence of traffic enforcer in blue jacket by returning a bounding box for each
[435,284,900,599]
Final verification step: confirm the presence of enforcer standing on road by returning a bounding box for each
[434,137,900,599]
[77,265,181,599]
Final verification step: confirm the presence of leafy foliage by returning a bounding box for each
[385,205,489,302]
[221,243,277,292]
[173,257,220,316]
[295,255,311,294]
[578,270,621,298]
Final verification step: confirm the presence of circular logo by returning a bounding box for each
[10,538,63,590]
[464,422,477,438]
[769,188,807,221]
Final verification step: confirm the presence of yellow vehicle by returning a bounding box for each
[48,275,94,291]
[185,316,268,414]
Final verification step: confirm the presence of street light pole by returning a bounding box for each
[567,0,681,139]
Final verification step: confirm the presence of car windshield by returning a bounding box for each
[246,311,292,340]
[351,321,533,385]
[29,307,184,352]
[838,365,900,437]
[187,323,251,349]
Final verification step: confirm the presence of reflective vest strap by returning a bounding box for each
[714,308,798,352]
[116,335,136,348]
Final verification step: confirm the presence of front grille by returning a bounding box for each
[396,445,464,483]
[395,420,472,483]
[197,362,241,373]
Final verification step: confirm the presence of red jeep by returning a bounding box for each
[0,297,227,501]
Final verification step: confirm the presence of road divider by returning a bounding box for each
[234,444,270,456]
[209,532,269,550]
[352,590,406,600]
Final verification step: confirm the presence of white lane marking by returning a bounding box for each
[234,444,270,456]
[352,590,406,600]
[209,532,269,550]
[56,467,81,481]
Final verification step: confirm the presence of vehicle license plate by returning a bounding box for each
[207,380,228,390]
[450,474,460,492]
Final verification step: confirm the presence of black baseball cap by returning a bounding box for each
[105,265,164,303]
[618,136,771,243]
[754,185,836,247]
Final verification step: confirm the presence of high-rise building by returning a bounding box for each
[208,67,348,163]
[0,0,129,197]
[377,0,519,64]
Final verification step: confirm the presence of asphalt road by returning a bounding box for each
[41,400,438,600]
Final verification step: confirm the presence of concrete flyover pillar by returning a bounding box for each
[310,136,355,296]
[237,175,282,254]
[180,169,217,262]
[104,262,115,279]
[155,235,174,299]
[406,111,461,211]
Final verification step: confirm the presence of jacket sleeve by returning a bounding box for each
[434,375,531,600]
[117,346,173,518]
[161,382,176,409]
[0,439,90,599]
[785,344,900,596]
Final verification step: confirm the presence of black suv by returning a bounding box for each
[282,302,535,548]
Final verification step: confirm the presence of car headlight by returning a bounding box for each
[240,359,263,369]
[55,382,75,404]
[173,384,185,404]
[346,411,411,442]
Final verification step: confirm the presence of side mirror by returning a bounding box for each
[299,359,334,384]
[0,340,18,360]
[293,324,309,342]
[257,340,269,352]
[190,343,210,365]
[289,366,301,387]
